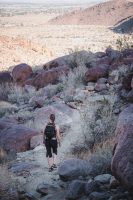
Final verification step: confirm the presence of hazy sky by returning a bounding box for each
[0,0,105,5]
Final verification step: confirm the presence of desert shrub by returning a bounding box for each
[0,83,36,105]
[33,83,64,106]
[0,101,18,118]
[15,110,34,122]
[88,139,114,174]
[85,99,116,145]
[0,83,13,101]
[116,35,133,51]
[8,85,36,105]
[42,83,64,99]
[67,47,95,70]
[60,65,87,101]
[72,94,117,156]
[8,85,28,104]
[71,139,114,174]
[67,48,82,69]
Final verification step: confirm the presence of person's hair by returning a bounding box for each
[50,114,55,124]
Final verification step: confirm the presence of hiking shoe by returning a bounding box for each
[52,164,57,169]
[49,166,54,172]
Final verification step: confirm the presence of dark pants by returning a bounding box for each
[45,139,58,158]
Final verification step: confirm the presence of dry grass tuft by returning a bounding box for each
[0,147,7,164]
[71,95,117,173]
[73,138,114,174]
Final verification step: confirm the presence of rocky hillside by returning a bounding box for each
[49,0,133,26]
[0,46,133,200]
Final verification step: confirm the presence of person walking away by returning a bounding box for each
[44,114,61,172]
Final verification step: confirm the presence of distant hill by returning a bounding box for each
[112,16,133,33]
[49,0,133,26]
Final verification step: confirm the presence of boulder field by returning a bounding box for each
[0,47,133,199]
[0,48,132,92]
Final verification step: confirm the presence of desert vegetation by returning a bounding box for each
[116,34,133,51]
[0,1,133,200]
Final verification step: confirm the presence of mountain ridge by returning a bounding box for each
[48,0,133,26]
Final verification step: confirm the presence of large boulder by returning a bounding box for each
[44,50,91,70]
[95,56,110,66]
[0,119,39,152]
[108,64,131,87]
[12,63,32,86]
[123,57,133,65]
[11,162,39,176]
[95,52,106,58]
[106,47,121,62]
[122,72,133,90]
[33,103,73,131]
[58,158,107,181]
[111,105,133,195]
[30,135,44,149]
[122,49,133,58]
[43,55,69,70]
[26,66,69,89]
[58,159,92,181]
[0,71,13,85]
[85,64,109,82]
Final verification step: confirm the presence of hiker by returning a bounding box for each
[44,114,61,172]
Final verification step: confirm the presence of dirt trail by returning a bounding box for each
[12,109,82,199]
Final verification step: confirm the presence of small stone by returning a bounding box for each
[66,102,78,109]
[25,193,38,200]
[97,78,107,84]
[110,176,120,189]
[94,174,112,184]
[86,82,95,91]
[95,83,108,92]
[36,182,59,196]
[24,85,36,94]
[73,89,88,102]
[89,191,110,200]
[113,109,120,114]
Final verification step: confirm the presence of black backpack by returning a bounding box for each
[44,123,56,140]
